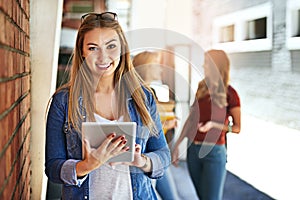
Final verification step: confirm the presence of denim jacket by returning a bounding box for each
[45,88,171,200]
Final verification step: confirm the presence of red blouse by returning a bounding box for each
[186,85,240,145]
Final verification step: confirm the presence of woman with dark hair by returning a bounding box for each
[172,49,241,200]
[45,12,170,200]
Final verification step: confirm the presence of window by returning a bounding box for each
[219,25,234,43]
[212,3,272,52]
[246,17,267,40]
[286,0,300,49]
[296,10,300,37]
[69,1,93,13]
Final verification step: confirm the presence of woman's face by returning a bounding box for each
[204,55,222,83]
[82,28,121,79]
[148,56,162,81]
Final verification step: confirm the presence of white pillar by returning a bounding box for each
[30,0,63,199]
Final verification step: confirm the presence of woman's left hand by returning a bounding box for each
[163,118,177,130]
[198,121,215,132]
[109,144,146,168]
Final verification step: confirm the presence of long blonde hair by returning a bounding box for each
[196,49,230,108]
[57,13,157,136]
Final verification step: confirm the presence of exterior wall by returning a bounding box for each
[193,0,270,50]
[229,51,272,69]
[291,50,300,72]
[0,0,31,199]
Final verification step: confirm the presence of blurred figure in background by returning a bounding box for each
[133,51,179,200]
[172,49,241,200]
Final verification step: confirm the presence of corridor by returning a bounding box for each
[1,0,299,199]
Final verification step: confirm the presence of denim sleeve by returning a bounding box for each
[45,91,87,186]
[144,145,170,179]
[45,92,67,184]
[61,159,87,187]
[144,91,171,179]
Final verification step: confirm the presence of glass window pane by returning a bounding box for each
[219,25,234,43]
[246,17,267,40]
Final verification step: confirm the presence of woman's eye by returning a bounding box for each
[107,44,116,49]
[88,46,98,51]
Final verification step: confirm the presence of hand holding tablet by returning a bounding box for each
[82,122,137,163]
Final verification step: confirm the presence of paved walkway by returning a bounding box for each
[223,171,274,200]
[226,114,300,199]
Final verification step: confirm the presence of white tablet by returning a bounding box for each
[82,122,137,163]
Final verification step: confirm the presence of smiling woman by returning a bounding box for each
[45,12,170,200]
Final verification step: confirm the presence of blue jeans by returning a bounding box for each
[187,143,227,200]
[155,167,180,200]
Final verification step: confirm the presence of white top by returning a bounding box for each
[89,113,133,200]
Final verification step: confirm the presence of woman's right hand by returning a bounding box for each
[76,133,129,177]
[172,145,180,167]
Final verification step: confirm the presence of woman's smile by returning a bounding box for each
[95,62,112,70]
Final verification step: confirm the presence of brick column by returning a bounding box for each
[272,0,291,71]
[0,0,31,199]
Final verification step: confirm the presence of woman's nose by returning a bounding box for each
[96,48,108,62]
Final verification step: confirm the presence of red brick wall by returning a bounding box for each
[0,0,31,199]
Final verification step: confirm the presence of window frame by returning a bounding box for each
[245,17,267,40]
[212,3,272,53]
[286,0,300,50]
[219,24,235,43]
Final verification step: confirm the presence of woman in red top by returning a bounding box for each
[172,49,241,200]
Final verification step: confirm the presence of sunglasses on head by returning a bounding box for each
[81,12,118,23]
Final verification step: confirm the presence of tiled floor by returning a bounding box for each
[167,162,198,200]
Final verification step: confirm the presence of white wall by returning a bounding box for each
[130,0,166,29]
[30,0,63,199]
[164,0,193,39]
[130,0,193,38]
